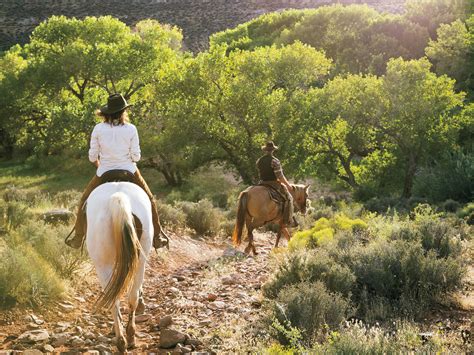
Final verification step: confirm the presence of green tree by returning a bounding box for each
[149,43,332,184]
[405,0,469,38]
[377,58,465,198]
[0,16,183,158]
[426,16,474,95]
[285,74,385,188]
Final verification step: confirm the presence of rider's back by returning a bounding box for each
[88,122,141,177]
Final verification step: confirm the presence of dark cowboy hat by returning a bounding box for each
[262,141,279,152]
[99,93,132,115]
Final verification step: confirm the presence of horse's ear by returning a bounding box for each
[304,184,311,192]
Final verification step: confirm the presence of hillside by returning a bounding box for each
[0,0,406,51]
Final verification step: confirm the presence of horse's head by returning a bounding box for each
[291,184,311,215]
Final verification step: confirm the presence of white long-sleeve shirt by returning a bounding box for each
[88,122,141,177]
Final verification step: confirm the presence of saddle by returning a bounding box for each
[258,181,288,205]
[81,169,143,240]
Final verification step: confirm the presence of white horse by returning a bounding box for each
[86,182,153,352]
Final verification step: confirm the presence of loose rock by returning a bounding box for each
[18,330,49,343]
[159,315,173,329]
[159,329,188,348]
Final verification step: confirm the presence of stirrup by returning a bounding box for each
[153,229,170,251]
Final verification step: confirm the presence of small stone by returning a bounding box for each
[169,287,181,296]
[97,336,110,343]
[58,303,74,312]
[172,274,186,282]
[135,314,151,323]
[74,326,83,334]
[22,350,43,355]
[206,293,217,302]
[74,296,86,303]
[18,329,50,343]
[185,338,202,346]
[94,344,112,352]
[199,319,212,327]
[159,329,188,348]
[221,275,235,285]
[159,315,173,329]
[70,335,85,347]
[43,344,55,353]
[176,343,192,353]
[51,333,69,347]
[27,323,40,330]
[83,331,95,340]
[208,301,226,310]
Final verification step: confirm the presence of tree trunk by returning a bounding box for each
[402,153,417,199]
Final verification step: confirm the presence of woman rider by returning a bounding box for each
[65,93,168,249]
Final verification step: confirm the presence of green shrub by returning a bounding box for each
[53,190,81,210]
[2,186,28,202]
[316,322,442,353]
[219,219,235,237]
[156,201,186,227]
[263,250,356,299]
[347,240,464,318]
[413,150,474,203]
[0,244,66,307]
[458,202,474,225]
[3,201,34,229]
[289,214,367,250]
[271,282,351,346]
[441,199,461,213]
[177,199,223,236]
[364,196,402,213]
[14,220,85,278]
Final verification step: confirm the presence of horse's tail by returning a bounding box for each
[95,192,143,310]
[232,191,248,246]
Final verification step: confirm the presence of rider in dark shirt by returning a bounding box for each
[256,141,297,227]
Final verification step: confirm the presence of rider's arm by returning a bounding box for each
[130,125,141,163]
[88,125,100,166]
[272,158,292,191]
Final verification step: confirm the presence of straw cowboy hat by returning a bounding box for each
[261,141,279,152]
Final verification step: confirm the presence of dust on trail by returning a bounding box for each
[0,231,279,353]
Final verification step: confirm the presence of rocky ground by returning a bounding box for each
[0,230,472,353]
[0,231,278,353]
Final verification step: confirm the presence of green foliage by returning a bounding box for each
[289,214,367,250]
[156,201,186,227]
[315,321,443,353]
[177,199,223,236]
[263,250,356,299]
[270,281,351,346]
[0,244,65,307]
[457,202,474,224]
[413,150,474,202]
[0,16,183,158]
[266,210,466,323]
[426,18,472,93]
[212,5,430,75]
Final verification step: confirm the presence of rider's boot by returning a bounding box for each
[65,214,86,249]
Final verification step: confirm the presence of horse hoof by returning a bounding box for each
[127,338,136,349]
[117,336,127,353]
[136,298,145,315]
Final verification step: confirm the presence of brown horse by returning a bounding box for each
[232,184,310,255]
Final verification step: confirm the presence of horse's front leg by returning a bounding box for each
[112,300,127,352]
[136,288,145,315]
[282,226,292,241]
[275,223,284,248]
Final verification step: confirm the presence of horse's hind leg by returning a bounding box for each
[244,227,258,256]
[112,300,127,352]
[126,259,146,349]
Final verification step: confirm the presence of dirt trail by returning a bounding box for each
[0,231,278,353]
